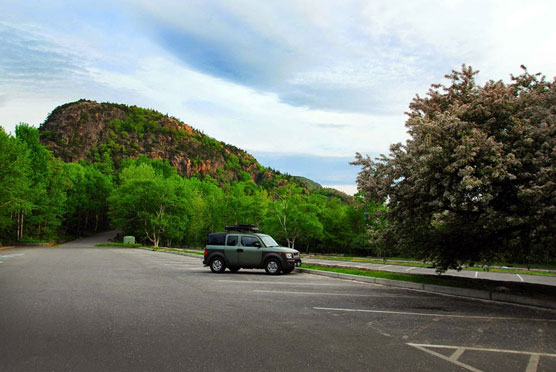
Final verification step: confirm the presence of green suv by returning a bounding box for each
[203,225,301,275]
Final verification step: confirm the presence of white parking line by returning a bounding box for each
[219,280,368,286]
[405,267,416,272]
[475,271,478,278]
[517,274,524,282]
[0,254,24,258]
[313,307,556,322]
[408,344,482,372]
[378,265,391,269]
[526,354,540,372]
[407,343,556,357]
[449,348,465,362]
[409,343,556,372]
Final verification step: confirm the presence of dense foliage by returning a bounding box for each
[354,66,556,271]
[1,125,372,253]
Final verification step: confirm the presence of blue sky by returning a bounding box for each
[1,0,555,194]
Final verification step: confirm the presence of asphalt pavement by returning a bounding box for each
[1,235,555,371]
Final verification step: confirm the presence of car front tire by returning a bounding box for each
[210,257,226,273]
[264,258,282,275]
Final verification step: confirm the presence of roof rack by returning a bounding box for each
[224,224,260,233]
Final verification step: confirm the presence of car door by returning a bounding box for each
[225,234,240,266]
[239,235,263,267]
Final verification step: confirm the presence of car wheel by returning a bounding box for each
[265,258,282,275]
[210,257,226,273]
[229,267,240,273]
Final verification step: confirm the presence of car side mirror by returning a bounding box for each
[254,242,262,248]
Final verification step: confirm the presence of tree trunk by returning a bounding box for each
[16,210,20,241]
[18,210,24,241]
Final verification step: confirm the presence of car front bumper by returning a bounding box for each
[285,258,302,269]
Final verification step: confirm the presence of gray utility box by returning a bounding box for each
[123,236,136,244]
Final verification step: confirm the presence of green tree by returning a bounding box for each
[14,124,67,240]
[63,163,113,235]
[353,66,556,271]
[265,185,323,249]
[0,127,32,241]
[223,181,268,227]
[109,164,191,247]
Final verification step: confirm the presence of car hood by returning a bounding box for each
[275,247,299,254]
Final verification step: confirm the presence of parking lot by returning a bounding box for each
[1,245,555,371]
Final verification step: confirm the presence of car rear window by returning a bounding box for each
[226,235,238,246]
[207,233,226,246]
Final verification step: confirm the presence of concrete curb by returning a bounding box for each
[297,268,556,310]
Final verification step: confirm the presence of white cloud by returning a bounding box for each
[323,184,358,196]
[1,0,555,170]
[88,54,405,157]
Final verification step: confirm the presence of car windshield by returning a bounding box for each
[260,235,279,247]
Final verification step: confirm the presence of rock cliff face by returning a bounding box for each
[39,100,276,185]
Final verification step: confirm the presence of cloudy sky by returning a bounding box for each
[1,0,555,193]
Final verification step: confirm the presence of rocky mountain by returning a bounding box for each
[39,100,350,199]
[40,100,284,185]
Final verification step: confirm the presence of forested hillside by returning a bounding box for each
[1,102,370,253]
[40,100,303,189]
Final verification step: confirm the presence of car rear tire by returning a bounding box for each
[210,257,226,273]
[264,258,282,275]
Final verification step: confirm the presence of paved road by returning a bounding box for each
[1,236,555,371]
[303,258,556,287]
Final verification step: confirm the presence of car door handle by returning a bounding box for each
[236,249,244,252]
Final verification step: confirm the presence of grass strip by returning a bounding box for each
[154,248,204,255]
[301,264,482,290]
[95,243,204,256]
[309,256,429,268]
[139,246,204,255]
[306,256,555,276]
[301,264,556,300]
[95,242,143,248]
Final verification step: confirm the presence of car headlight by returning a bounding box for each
[285,253,293,259]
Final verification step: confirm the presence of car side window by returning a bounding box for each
[241,236,260,247]
[226,235,238,246]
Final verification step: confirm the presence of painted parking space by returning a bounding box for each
[408,343,556,372]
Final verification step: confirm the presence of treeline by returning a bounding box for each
[0,124,375,253]
[1,125,112,242]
